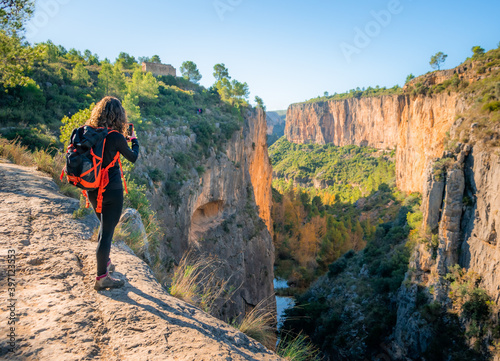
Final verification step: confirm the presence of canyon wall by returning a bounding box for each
[285,93,468,193]
[135,108,275,322]
[390,138,500,359]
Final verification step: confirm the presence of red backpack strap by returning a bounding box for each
[82,190,90,208]
[117,156,128,194]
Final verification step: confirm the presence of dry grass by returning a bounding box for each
[233,298,277,350]
[277,332,320,361]
[0,137,34,166]
[169,252,235,315]
[0,137,80,198]
[113,222,147,256]
[90,227,99,242]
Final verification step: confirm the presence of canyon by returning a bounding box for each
[283,59,500,359]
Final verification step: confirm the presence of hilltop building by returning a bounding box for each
[142,62,176,77]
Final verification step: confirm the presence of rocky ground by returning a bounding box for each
[0,160,282,361]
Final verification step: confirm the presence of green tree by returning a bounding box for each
[98,63,127,98]
[255,96,266,111]
[230,79,249,106]
[39,40,60,63]
[127,68,159,102]
[72,63,91,86]
[83,49,99,65]
[116,52,137,70]
[66,48,84,63]
[150,54,161,63]
[213,63,230,81]
[122,93,141,124]
[59,104,94,146]
[57,45,67,56]
[97,63,113,96]
[429,51,448,70]
[0,0,34,34]
[0,31,39,88]
[110,64,127,98]
[215,77,232,102]
[0,0,38,88]
[405,73,415,83]
[180,61,202,84]
[471,46,485,59]
[430,52,447,70]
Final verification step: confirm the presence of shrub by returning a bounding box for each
[169,253,234,315]
[2,128,58,154]
[277,333,320,361]
[164,168,186,206]
[190,118,215,149]
[407,211,423,230]
[233,298,276,349]
[72,195,93,219]
[328,257,347,277]
[148,167,165,182]
[482,101,500,112]
[462,288,491,322]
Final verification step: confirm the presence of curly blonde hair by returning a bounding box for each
[86,96,127,134]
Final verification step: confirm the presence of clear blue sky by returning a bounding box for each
[25,0,500,111]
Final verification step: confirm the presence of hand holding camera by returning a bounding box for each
[126,123,136,141]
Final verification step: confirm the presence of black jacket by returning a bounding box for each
[103,132,139,190]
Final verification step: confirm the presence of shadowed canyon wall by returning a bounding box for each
[135,108,274,322]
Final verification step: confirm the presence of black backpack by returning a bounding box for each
[60,125,126,212]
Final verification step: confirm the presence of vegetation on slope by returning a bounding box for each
[270,137,395,204]
[0,41,249,152]
[280,194,425,360]
[445,46,500,148]
[269,137,399,289]
[302,85,402,104]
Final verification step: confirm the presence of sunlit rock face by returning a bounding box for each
[286,93,467,193]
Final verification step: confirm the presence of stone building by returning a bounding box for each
[142,62,176,77]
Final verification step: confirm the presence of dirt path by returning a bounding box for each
[0,160,282,361]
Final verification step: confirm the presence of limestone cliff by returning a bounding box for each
[134,108,274,322]
[285,93,468,193]
[389,138,500,358]
[0,161,282,360]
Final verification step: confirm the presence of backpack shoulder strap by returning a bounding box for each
[95,131,128,212]
[105,130,128,193]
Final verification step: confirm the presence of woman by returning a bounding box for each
[85,96,140,291]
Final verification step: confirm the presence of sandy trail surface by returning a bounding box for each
[0,161,281,361]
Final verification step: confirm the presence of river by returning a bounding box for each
[274,279,294,330]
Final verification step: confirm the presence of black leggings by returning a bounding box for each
[88,188,124,276]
